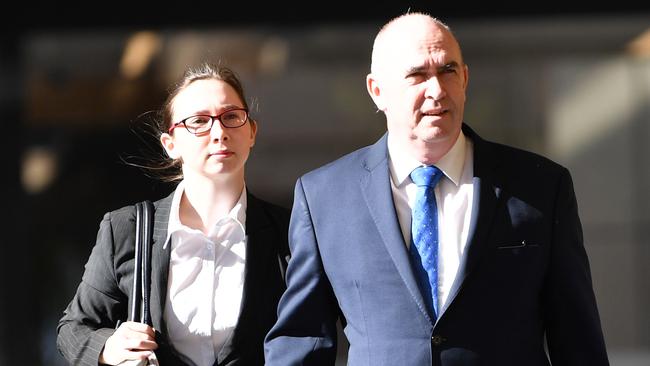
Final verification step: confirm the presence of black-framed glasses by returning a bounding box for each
[168,108,249,135]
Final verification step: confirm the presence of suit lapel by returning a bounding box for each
[238,193,275,321]
[360,134,432,322]
[149,192,173,336]
[439,125,502,317]
[215,193,275,363]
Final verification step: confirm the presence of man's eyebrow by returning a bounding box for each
[405,61,460,75]
[437,61,460,72]
[405,65,428,74]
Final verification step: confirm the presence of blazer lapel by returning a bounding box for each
[149,192,173,336]
[215,193,276,364]
[360,134,432,323]
[238,193,276,323]
[440,125,502,317]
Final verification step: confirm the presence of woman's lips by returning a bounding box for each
[208,150,233,159]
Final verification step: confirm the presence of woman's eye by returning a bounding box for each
[187,116,210,125]
[220,113,233,121]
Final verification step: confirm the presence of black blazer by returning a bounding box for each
[57,190,290,366]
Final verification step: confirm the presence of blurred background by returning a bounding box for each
[1,2,649,365]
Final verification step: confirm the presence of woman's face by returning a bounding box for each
[160,79,257,182]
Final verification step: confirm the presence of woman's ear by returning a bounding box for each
[160,133,180,159]
[248,119,257,148]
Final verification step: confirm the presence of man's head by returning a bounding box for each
[367,13,468,164]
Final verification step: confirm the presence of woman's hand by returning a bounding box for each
[100,321,158,365]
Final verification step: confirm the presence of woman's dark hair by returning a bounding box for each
[129,63,250,182]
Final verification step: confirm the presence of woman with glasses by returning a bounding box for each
[57,63,290,366]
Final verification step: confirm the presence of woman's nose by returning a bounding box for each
[210,120,229,141]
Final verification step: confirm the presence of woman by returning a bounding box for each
[57,63,290,366]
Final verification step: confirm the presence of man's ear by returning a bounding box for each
[366,73,384,111]
[160,133,180,159]
[462,63,469,91]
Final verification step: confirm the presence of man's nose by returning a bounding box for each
[424,76,446,101]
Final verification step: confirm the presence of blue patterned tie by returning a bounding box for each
[409,165,444,321]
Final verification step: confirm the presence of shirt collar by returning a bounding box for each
[217,188,247,239]
[164,180,248,248]
[387,131,467,187]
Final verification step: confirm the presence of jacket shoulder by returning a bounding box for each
[301,142,378,184]
[481,138,568,176]
[100,191,173,244]
[466,122,567,176]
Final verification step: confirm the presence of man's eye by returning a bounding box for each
[406,73,426,82]
[441,64,458,74]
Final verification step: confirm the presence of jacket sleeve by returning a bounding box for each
[56,210,131,366]
[264,178,339,365]
[543,168,609,365]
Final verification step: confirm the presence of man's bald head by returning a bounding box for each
[370,13,462,75]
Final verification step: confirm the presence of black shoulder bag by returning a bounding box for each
[119,200,160,366]
[131,200,154,326]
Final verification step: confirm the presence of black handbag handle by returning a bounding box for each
[130,200,154,325]
[141,200,154,325]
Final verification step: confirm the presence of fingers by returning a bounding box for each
[100,322,158,365]
[100,348,153,365]
[119,321,157,339]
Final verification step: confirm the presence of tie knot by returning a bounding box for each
[410,165,443,187]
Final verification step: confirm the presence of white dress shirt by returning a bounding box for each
[163,181,247,366]
[387,132,474,310]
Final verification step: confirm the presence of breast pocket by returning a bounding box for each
[484,195,552,287]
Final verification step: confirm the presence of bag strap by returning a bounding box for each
[130,200,154,325]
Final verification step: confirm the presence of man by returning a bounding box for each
[264,12,609,366]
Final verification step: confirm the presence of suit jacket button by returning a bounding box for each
[431,335,444,346]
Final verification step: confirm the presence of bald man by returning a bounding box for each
[264,13,608,366]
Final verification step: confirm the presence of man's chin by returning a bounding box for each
[419,130,447,143]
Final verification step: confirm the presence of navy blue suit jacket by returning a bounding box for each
[265,124,608,366]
